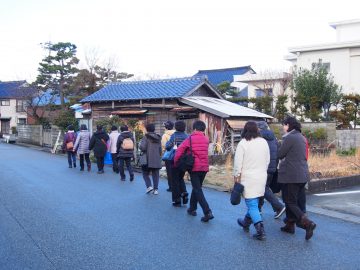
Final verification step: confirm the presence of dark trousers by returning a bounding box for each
[142,168,160,189]
[259,173,284,212]
[79,153,91,169]
[118,157,134,179]
[165,160,173,190]
[67,151,76,166]
[96,156,105,171]
[171,166,187,203]
[282,183,307,222]
[189,171,210,215]
[111,153,119,173]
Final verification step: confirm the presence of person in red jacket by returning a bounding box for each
[174,120,214,222]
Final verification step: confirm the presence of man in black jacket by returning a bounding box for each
[257,121,286,219]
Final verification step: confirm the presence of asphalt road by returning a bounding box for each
[1,143,359,270]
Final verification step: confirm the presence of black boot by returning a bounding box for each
[300,215,316,240]
[237,215,252,232]
[181,192,189,204]
[201,211,214,222]
[253,222,266,240]
[281,221,295,234]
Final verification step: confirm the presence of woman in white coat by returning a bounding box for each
[233,121,270,240]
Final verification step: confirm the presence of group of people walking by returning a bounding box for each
[234,117,316,241]
[62,116,316,240]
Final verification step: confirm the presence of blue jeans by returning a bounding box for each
[67,151,76,167]
[245,198,262,224]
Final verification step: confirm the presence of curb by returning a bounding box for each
[306,205,360,224]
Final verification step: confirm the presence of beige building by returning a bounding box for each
[0,81,29,134]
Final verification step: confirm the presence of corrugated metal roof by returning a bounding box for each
[180,97,273,119]
[193,66,255,87]
[81,76,220,102]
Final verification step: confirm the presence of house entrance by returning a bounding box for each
[1,120,10,134]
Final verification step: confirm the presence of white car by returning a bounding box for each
[3,134,17,143]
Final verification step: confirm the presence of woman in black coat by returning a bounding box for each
[278,117,316,240]
[139,123,162,195]
[89,125,109,174]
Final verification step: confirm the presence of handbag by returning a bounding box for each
[269,170,282,193]
[139,152,148,166]
[230,182,244,205]
[162,148,175,161]
[66,141,74,150]
[178,136,194,172]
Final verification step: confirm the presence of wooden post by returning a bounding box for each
[140,99,143,108]
[133,131,137,161]
[52,130,62,154]
[231,130,235,154]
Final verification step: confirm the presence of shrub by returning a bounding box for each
[54,110,78,131]
[336,148,356,156]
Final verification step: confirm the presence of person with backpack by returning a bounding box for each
[89,125,109,174]
[74,124,91,171]
[116,125,135,181]
[165,120,188,207]
[139,123,162,195]
[62,125,77,168]
[161,121,175,192]
[174,120,213,222]
[109,125,120,173]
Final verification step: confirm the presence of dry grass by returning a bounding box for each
[308,149,360,179]
[204,149,360,190]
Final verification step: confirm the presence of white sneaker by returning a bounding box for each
[274,207,286,219]
[146,186,154,194]
[153,189,159,195]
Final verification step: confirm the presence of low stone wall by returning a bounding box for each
[308,174,360,193]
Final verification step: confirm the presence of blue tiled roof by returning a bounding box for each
[33,89,68,106]
[193,66,255,87]
[81,76,212,102]
[0,81,30,98]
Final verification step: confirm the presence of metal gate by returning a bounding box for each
[43,128,52,147]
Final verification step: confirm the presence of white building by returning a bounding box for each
[0,81,30,134]
[285,19,360,94]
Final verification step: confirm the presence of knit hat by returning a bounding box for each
[163,120,174,130]
[256,121,269,131]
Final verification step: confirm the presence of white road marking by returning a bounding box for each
[314,190,360,196]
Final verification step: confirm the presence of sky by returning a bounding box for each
[0,0,359,82]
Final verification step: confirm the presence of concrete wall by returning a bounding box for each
[336,130,360,149]
[17,125,63,147]
[17,125,43,146]
[269,122,336,145]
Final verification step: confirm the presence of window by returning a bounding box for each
[255,88,272,98]
[16,100,27,112]
[0,100,10,106]
[17,118,27,125]
[312,59,330,72]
